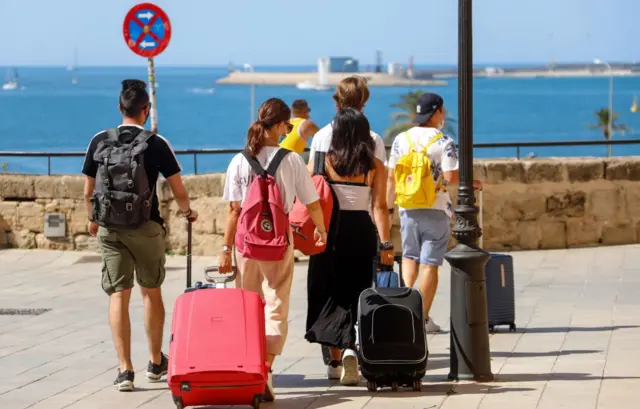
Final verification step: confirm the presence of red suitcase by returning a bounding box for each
[168,223,269,409]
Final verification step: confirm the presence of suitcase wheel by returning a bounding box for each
[509,323,517,332]
[173,397,184,409]
[367,380,377,392]
[412,380,422,392]
[252,395,261,409]
[488,324,495,333]
[391,381,399,392]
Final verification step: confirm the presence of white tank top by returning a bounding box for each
[330,173,371,212]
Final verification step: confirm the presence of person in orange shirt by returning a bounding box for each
[279,99,319,155]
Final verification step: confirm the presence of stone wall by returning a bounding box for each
[1,157,640,255]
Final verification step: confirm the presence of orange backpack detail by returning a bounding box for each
[289,152,336,256]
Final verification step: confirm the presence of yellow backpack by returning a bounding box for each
[394,132,443,209]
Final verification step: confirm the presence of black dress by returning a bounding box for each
[305,177,377,350]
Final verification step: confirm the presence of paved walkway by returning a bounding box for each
[0,245,639,409]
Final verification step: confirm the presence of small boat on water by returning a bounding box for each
[631,96,638,113]
[2,69,20,91]
[296,58,333,91]
[296,81,331,91]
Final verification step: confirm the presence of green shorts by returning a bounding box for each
[97,221,167,296]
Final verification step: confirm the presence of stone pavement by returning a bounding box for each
[0,245,639,409]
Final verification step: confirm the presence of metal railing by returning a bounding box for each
[1,139,639,176]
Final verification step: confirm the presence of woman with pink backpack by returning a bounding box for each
[218,98,327,402]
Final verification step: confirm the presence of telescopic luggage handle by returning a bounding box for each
[187,220,193,288]
[478,188,484,249]
[204,266,238,288]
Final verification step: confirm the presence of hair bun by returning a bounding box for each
[121,79,147,91]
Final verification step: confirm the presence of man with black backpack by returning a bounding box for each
[82,79,198,392]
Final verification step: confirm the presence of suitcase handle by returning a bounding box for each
[187,220,193,288]
[204,266,238,284]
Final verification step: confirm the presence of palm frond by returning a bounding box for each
[384,121,414,144]
[391,112,412,121]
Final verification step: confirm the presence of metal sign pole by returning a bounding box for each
[148,57,158,133]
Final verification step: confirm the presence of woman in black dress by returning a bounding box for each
[305,108,394,386]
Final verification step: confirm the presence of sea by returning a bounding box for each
[1,65,639,175]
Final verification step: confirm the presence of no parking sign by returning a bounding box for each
[122,3,171,132]
[123,3,172,58]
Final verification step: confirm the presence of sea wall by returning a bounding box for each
[1,157,640,255]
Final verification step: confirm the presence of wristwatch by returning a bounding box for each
[379,241,394,251]
[222,245,231,254]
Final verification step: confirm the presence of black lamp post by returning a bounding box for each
[443,0,494,382]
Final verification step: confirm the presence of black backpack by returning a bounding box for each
[91,128,155,229]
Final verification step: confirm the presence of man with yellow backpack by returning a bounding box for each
[386,92,481,333]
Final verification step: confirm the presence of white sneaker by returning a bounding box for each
[326,360,343,380]
[340,349,360,386]
[425,318,442,333]
[263,371,275,402]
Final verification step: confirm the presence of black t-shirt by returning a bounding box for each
[82,125,182,226]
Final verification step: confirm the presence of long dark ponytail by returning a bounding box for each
[245,98,291,156]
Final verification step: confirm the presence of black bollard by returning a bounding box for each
[443,0,494,382]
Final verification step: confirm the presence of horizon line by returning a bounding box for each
[0,59,637,69]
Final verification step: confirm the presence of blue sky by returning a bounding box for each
[0,0,636,66]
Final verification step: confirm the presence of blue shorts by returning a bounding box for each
[400,209,451,266]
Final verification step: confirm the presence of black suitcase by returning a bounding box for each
[485,254,516,333]
[321,253,404,365]
[357,285,427,392]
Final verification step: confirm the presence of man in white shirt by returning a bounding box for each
[308,76,387,167]
[386,92,481,333]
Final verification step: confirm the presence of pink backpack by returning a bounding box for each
[235,149,291,262]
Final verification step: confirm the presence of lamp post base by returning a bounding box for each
[445,243,494,383]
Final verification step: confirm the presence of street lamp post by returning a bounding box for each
[243,63,256,124]
[443,0,494,382]
[594,58,614,157]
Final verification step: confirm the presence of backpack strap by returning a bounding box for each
[241,150,268,176]
[404,132,416,152]
[424,132,444,152]
[265,148,290,176]
[100,129,121,193]
[134,130,154,145]
[106,128,120,142]
[313,151,327,176]
[426,133,445,193]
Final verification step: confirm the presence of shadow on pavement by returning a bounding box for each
[429,349,602,360]
[519,325,639,334]
[495,373,640,382]
[270,377,536,409]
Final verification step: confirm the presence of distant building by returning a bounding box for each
[388,62,406,77]
[329,57,359,73]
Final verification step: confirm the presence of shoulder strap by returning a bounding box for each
[106,128,120,142]
[241,150,267,176]
[404,132,416,152]
[266,148,290,176]
[134,130,154,145]
[313,151,327,176]
[424,132,444,152]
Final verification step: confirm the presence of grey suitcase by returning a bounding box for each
[478,190,516,333]
[485,254,516,332]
